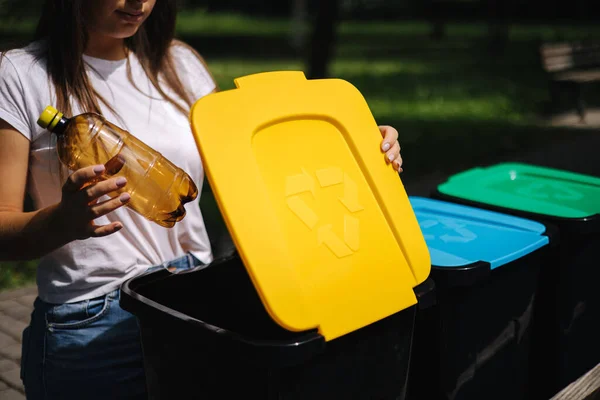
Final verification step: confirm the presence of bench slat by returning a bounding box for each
[553,70,600,82]
[541,42,600,73]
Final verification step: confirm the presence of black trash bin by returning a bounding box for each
[122,70,434,399]
[406,197,552,400]
[121,251,432,399]
[434,163,600,399]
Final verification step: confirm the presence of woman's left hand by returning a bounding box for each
[379,125,403,173]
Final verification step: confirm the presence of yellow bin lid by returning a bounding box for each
[190,71,430,341]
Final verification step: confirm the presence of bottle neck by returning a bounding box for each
[51,115,69,136]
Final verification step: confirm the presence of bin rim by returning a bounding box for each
[119,265,326,355]
[429,260,491,290]
[429,249,543,291]
[414,277,436,310]
[432,189,599,236]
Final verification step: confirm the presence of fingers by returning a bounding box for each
[63,165,106,193]
[385,141,403,172]
[59,165,130,241]
[86,193,130,237]
[378,125,403,173]
[379,125,399,152]
[88,192,130,220]
[393,156,403,173]
[385,141,400,163]
[90,221,124,238]
[84,176,128,203]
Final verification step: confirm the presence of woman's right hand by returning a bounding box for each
[55,164,130,240]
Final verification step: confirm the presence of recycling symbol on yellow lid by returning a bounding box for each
[286,166,363,258]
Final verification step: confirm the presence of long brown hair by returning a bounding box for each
[33,0,215,117]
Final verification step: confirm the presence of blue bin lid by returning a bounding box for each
[409,197,549,270]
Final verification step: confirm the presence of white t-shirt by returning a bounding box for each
[0,41,216,303]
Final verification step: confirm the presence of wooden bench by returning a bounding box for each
[540,41,600,122]
[550,362,600,400]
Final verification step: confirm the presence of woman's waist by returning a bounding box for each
[36,250,204,304]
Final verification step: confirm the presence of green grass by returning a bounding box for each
[0,260,37,291]
[1,11,600,291]
[171,11,599,122]
[177,9,290,36]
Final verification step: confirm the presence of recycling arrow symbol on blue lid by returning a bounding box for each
[419,218,478,244]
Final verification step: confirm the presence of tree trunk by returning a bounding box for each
[488,0,509,55]
[429,0,445,41]
[306,0,340,79]
[290,0,309,52]
[577,0,588,19]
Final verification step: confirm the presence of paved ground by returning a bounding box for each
[548,107,600,129]
[0,285,36,399]
[0,110,598,400]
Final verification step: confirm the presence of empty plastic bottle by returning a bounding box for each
[37,105,198,228]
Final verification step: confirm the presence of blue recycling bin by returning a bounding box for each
[407,197,551,400]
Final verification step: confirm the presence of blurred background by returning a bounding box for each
[1,0,599,291]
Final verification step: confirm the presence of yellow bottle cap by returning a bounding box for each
[37,106,63,131]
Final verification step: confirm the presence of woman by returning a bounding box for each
[0,0,403,399]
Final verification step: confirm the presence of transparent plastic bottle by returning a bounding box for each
[37,105,198,228]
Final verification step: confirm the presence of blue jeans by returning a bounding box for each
[20,253,202,400]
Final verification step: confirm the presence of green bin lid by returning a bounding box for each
[437,163,600,219]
